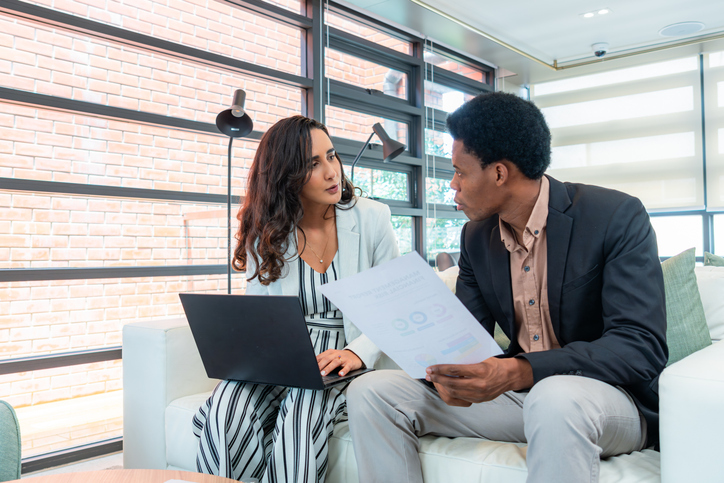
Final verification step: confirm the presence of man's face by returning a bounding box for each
[450,139,504,222]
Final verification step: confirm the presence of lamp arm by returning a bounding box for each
[350,131,376,183]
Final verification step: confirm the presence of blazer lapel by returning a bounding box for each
[489,222,514,329]
[335,206,359,279]
[546,176,573,339]
[279,233,300,296]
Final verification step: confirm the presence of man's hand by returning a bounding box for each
[426,357,533,405]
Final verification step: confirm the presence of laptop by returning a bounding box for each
[179,293,373,390]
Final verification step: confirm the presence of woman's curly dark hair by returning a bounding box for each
[234,115,356,285]
[446,92,551,179]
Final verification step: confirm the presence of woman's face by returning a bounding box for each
[299,128,343,208]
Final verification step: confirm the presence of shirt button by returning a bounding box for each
[524,266,530,272]
[533,334,540,341]
[529,299,535,306]
[534,230,539,235]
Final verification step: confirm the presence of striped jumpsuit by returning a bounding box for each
[192,254,348,483]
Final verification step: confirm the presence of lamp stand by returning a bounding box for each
[350,131,375,183]
[227,137,233,295]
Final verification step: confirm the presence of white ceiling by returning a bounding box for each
[341,0,724,85]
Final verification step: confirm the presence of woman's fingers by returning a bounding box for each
[317,350,363,376]
[320,354,344,376]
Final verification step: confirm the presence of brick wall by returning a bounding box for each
[0,0,433,457]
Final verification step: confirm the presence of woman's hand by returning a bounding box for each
[316,349,363,377]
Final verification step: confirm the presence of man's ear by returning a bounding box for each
[494,162,508,186]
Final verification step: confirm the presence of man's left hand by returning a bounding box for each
[426,357,534,404]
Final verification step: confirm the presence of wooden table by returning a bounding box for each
[14,469,246,483]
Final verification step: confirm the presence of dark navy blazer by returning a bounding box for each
[456,175,668,445]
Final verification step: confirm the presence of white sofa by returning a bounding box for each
[123,266,724,482]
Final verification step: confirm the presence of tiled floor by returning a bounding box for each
[22,452,123,478]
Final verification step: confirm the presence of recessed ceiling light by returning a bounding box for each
[580,8,612,19]
[659,21,705,37]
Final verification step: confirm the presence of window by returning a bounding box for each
[325,106,409,146]
[425,81,475,113]
[0,0,304,465]
[649,215,703,258]
[348,166,409,202]
[532,56,703,211]
[326,50,408,100]
[714,214,724,254]
[391,215,413,254]
[0,0,496,468]
[422,45,490,265]
[705,51,724,210]
[426,176,455,205]
[426,217,467,263]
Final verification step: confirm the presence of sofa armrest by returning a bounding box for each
[659,339,724,483]
[123,317,218,470]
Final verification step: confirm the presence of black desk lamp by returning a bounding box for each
[216,89,254,294]
[350,122,406,182]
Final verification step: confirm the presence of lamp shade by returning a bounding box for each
[216,89,254,138]
[372,122,405,162]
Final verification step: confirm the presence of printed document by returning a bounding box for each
[320,252,502,378]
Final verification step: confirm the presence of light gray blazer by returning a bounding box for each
[244,197,401,369]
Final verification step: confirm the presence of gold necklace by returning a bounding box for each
[306,237,329,264]
[300,222,334,264]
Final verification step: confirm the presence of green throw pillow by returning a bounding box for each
[704,251,724,267]
[661,248,712,366]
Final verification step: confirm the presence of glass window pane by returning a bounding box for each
[326,49,408,100]
[325,106,408,146]
[0,273,241,362]
[714,214,724,254]
[0,18,302,128]
[391,215,413,254]
[0,192,236,269]
[533,57,698,97]
[425,129,453,158]
[348,167,409,202]
[426,177,455,205]
[18,0,303,75]
[425,81,476,112]
[425,51,486,82]
[426,217,467,263]
[542,87,694,129]
[649,215,703,257]
[3,361,123,458]
[0,102,259,196]
[325,11,412,55]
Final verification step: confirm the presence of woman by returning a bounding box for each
[192,115,400,483]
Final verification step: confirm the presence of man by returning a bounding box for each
[346,92,668,483]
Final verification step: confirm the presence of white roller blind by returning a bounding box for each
[705,51,724,210]
[531,57,704,210]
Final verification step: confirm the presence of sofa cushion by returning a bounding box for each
[661,248,712,365]
[695,266,724,341]
[165,392,213,471]
[327,421,660,483]
[704,251,724,267]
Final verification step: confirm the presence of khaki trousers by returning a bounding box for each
[346,370,647,483]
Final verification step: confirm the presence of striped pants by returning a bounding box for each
[192,379,348,483]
